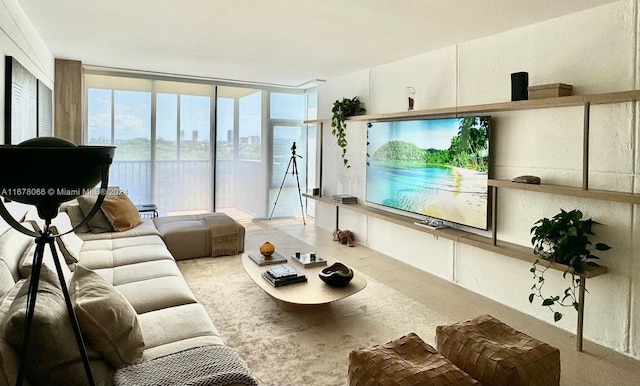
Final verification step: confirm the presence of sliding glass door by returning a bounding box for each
[85,75,214,214]
[85,73,311,219]
[215,87,265,218]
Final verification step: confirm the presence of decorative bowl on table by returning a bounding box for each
[319,262,354,287]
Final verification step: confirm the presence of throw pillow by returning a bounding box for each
[25,213,81,266]
[100,194,143,232]
[1,265,91,386]
[60,202,91,234]
[76,186,120,234]
[49,213,83,265]
[69,265,145,368]
[77,195,114,233]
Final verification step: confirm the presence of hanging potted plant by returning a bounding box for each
[331,97,366,168]
[528,208,611,322]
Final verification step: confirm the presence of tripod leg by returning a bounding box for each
[16,238,46,386]
[48,238,95,386]
[291,158,306,225]
[269,156,294,221]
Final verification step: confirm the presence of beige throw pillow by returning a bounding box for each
[77,195,114,233]
[70,265,145,368]
[61,202,92,233]
[76,187,121,234]
[100,194,143,232]
[1,265,90,386]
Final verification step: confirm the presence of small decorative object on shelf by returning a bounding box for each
[528,83,573,99]
[259,241,275,256]
[331,194,357,204]
[511,72,529,101]
[511,175,541,184]
[319,262,354,287]
[291,252,327,268]
[406,86,416,111]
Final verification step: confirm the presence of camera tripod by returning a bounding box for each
[269,142,306,224]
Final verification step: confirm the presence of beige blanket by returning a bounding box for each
[114,345,259,386]
[203,214,240,257]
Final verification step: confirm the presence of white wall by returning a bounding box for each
[0,0,55,143]
[315,0,640,358]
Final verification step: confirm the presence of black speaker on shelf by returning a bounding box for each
[511,72,529,101]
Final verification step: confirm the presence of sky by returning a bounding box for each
[87,88,306,143]
[367,118,461,153]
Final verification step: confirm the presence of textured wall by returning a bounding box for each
[0,0,55,143]
[315,0,640,357]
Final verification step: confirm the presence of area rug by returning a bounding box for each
[178,227,454,386]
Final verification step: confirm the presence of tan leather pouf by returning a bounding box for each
[436,314,560,386]
[348,333,479,386]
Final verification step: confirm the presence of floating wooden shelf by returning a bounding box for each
[304,194,607,279]
[489,179,640,204]
[460,234,607,278]
[304,89,640,124]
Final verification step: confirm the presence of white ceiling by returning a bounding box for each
[18,0,619,88]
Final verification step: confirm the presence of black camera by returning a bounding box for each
[291,142,297,151]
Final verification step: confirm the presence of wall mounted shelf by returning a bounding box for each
[304,90,640,124]
[489,179,640,205]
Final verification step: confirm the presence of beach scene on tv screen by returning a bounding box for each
[366,117,489,229]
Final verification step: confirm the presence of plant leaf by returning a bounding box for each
[542,298,555,306]
[529,293,535,303]
[595,243,611,251]
[554,312,562,322]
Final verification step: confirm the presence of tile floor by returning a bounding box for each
[262,216,640,386]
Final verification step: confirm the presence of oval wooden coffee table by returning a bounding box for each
[241,252,367,311]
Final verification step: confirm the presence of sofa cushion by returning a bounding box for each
[115,275,198,314]
[70,265,145,368]
[2,265,90,386]
[101,194,143,232]
[18,242,73,283]
[0,279,26,386]
[0,224,35,293]
[78,220,160,241]
[137,303,223,361]
[79,236,174,271]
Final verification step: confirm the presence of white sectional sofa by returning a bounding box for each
[0,201,255,386]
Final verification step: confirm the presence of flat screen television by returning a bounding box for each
[366,116,490,230]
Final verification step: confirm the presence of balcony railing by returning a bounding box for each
[108,159,264,216]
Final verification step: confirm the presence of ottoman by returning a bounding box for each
[436,315,560,386]
[348,333,479,386]
[154,213,245,260]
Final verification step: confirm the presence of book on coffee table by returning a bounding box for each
[261,271,307,287]
[249,251,287,266]
[290,253,327,268]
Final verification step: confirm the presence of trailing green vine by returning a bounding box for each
[528,209,611,322]
[331,97,366,168]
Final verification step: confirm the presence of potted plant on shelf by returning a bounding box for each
[529,208,611,322]
[331,97,366,168]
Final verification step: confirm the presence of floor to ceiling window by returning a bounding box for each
[85,72,313,219]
